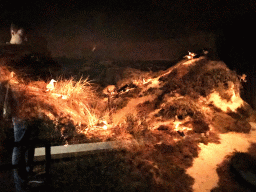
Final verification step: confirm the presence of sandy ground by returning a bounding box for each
[186,122,256,192]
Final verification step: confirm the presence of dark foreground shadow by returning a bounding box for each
[34,149,194,192]
[211,143,256,192]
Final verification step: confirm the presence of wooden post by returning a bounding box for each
[45,142,51,183]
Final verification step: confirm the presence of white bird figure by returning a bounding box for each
[46,79,57,91]
[184,51,196,60]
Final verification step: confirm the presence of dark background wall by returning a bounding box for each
[1,1,256,106]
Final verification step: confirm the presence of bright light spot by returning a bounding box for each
[64,141,69,147]
[173,117,193,132]
[92,45,96,52]
[184,51,196,60]
[62,95,68,99]
[133,79,142,86]
[102,120,108,130]
[143,78,151,84]
[103,125,108,130]
[46,79,57,91]
[150,78,160,87]
[174,121,182,130]
[132,77,160,88]
[207,86,244,112]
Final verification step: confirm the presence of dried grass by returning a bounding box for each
[0,61,105,143]
[53,77,92,101]
[1,55,254,191]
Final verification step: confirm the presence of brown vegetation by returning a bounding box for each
[0,54,255,191]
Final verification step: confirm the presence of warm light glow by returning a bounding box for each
[207,85,244,112]
[64,141,69,147]
[102,120,108,130]
[150,78,160,87]
[0,55,248,144]
[133,79,143,86]
[46,79,57,91]
[240,74,247,82]
[103,85,116,95]
[143,78,152,84]
[173,117,193,132]
[184,51,196,60]
[174,121,182,130]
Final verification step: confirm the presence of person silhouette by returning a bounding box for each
[1,71,43,191]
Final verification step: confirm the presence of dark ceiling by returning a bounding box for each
[1,0,255,31]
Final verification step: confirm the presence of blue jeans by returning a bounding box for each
[12,118,36,191]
